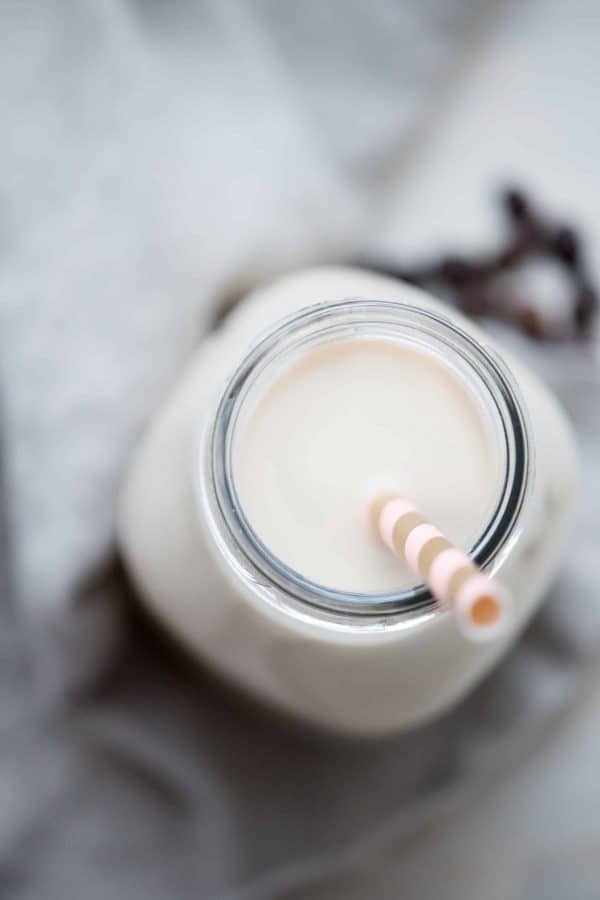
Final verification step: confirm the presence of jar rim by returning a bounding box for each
[199,298,533,628]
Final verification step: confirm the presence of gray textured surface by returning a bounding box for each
[2,1,600,898]
[3,448,600,900]
[0,0,483,690]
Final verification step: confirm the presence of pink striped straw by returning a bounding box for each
[372,494,510,641]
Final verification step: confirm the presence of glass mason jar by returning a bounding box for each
[119,269,578,735]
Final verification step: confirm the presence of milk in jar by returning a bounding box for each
[118,267,578,734]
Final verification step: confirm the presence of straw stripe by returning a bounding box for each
[379,498,417,552]
[447,564,477,603]
[392,512,426,553]
[404,524,443,572]
[429,548,474,602]
[418,536,453,580]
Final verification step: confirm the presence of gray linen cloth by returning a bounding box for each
[2,2,600,898]
[1,0,490,694]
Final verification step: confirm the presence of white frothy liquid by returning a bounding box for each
[234,340,502,593]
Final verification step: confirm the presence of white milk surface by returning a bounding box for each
[235,341,500,593]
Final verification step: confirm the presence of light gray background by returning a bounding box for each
[2,1,600,897]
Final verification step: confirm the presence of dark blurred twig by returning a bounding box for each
[362,187,598,341]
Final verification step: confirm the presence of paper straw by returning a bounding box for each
[371,494,510,641]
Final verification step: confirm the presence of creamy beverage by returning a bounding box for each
[234,341,501,593]
[118,267,579,734]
